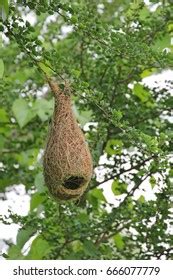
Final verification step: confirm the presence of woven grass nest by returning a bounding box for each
[43,79,93,201]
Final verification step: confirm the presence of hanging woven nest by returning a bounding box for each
[43,79,93,200]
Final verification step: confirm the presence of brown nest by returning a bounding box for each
[43,79,93,200]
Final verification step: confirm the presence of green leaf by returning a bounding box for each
[0,134,5,150]
[8,245,24,260]
[77,212,89,224]
[113,233,125,250]
[83,240,98,257]
[0,176,17,191]
[15,149,38,167]
[133,83,151,103]
[149,176,156,188]
[138,195,145,204]
[26,235,50,260]
[140,68,156,78]
[33,99,53,122]
[12,99,36,128]
[17,227,36,249]
[0,58,4,78]
[139,6,150,20]
[73,105,92,126]
[112,110,123,121]
[71,69,81,78]
[153,34,171,51]
[11,68,35,83]
[140,133,159,153]
[0,0,9,21]
[169,169,173,177]
[105,139,123,155]
[112,180,127,195]
[30,192,46,211]
[34,172,46,193]
[112,180,121,195]
[71,15,78,24]
[37,61,53,77]
[71,240,83,253]
[91,188,107,202]
[86,192,99,209]
[0,108,9,122]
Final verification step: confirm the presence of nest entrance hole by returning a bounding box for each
[63,176,85,190]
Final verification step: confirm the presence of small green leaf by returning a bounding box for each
[140,133,159,153]
[8,245,24,260]
[71,15,78,24]
[30,192,46,211]
[169,169,173,177]
[83,240,98,257]
[71,240,83,253]
[91,188,107,202]
[37,61,53,77]
[81,81,89,88]
[71,69,80,78]
[0,135,5,150]
[112,110,123,121]
[133,83,151,103]
[34,172,46,193]
[86,192,99,209]
[139,6,150,20]
[149,176,156,188]
[15,149,38,167]
[0,59,4,78]
[73,105,92,126]
[105,139,123,155]
[34,99,53,122]
[140,68,156,78]
[153,34,171,51]
[26,235,50,260]
[0,0,9,21]
[17,227,36,249]
[112,180,127,195]
[77,212,89,224]
[138,195,145,204]
[113,233,125,250]
[0,108,8,122]
[112,180,121,195]
[12,99,36,128]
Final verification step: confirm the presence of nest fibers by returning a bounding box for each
[43,79,93,200]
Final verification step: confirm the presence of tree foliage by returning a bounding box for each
[0,0,173,260]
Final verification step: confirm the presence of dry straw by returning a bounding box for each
[43,79,93,200]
